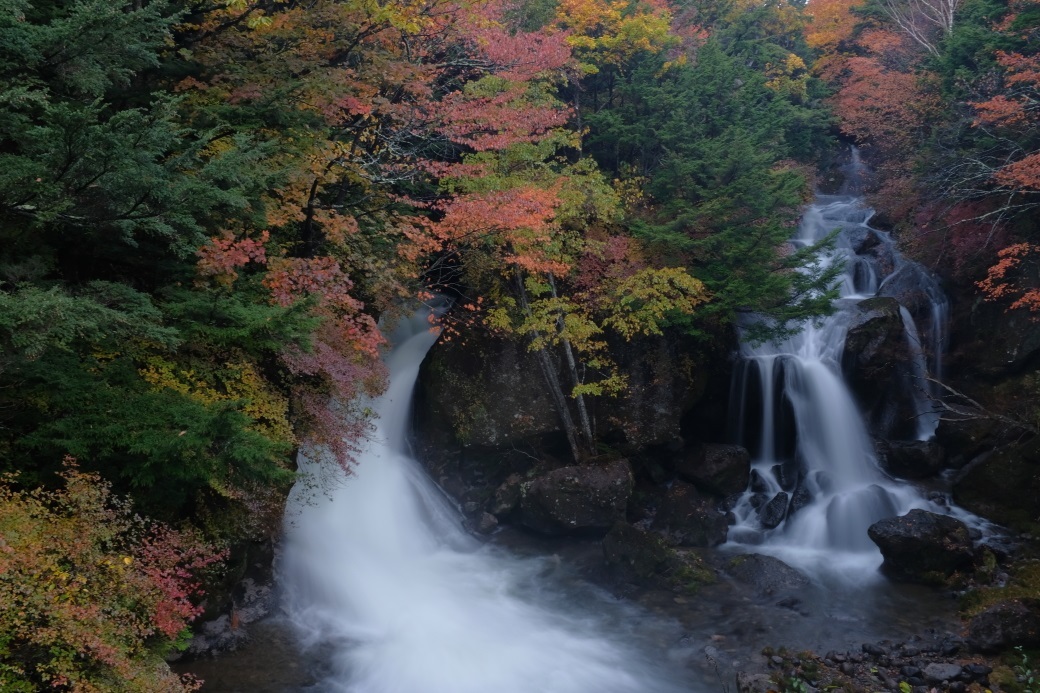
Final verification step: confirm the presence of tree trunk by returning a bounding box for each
[548,273,595,452]
[514,271,587,462]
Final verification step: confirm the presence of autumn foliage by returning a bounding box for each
[0,461,222,692]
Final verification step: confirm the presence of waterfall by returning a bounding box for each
[726,160,955,580]
[280,309,692,693]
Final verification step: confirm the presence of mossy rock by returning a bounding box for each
[602,521,716,593]
[954,438,1040,535]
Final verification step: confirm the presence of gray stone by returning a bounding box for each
[727,553,809,595]
[520,459,633,535]
[923,662,963,685]
[735,672,775,693]
[867,509,975,584]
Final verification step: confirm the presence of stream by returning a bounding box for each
[193,166,986,691]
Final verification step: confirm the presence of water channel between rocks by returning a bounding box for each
[189,178,979,691]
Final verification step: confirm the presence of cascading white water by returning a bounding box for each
[726,172,956,580]
[280,309,694,693]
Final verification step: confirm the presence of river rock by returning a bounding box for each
[520,459,633,534]
[759,492,789,529]
[922,662,962,685]
[650,480,730,547]
[867,509,975,584]
[674,443,751,497]
[735,672,775,693]
[875,439,946,479]
[967,598,1040,653]
[727,553,809,595]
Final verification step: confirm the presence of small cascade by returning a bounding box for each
[280,309,693,693]
[726,154,956,579]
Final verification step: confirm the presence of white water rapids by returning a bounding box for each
[725,166,989,581]
[280,310,694,693]
[274,156,995,691]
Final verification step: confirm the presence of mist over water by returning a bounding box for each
[280,311,696,693]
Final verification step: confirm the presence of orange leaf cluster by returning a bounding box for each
[196,231,269,287]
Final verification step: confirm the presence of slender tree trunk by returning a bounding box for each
[514,271,586,462]
[548,273,595,452]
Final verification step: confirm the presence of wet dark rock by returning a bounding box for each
[954,437,1040,534]
[674,443,751,497]
[848,226,881,254]
[726,553,809,595]
[759,492,789,529]
[417,331,559,449]
[875,439,946,479]
[963,663,992,679]
[520,460,634,535]
[967,598,1040,653]
[749,469,769,494]
[862,643,886,657]
[957,299,1040,378]
[489,474,522,518]
[867,509,975,585]
[188,578,274,656]
[922,662,962,684]
[900,665,921,678]
[601,521,715,591]
[789,483,813,516]
[770,460,800,491]
[650,480,730,547]
[841,296,916,438]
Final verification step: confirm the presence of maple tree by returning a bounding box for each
[0,460,221,692]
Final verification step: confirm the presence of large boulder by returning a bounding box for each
[602,521,715,592]
[875,439,946,479]
[867,509,976,585]
[841,297,917,438]
[726,553,809,595]
[650,481,730,547]
[674,443,751,497]
[953,437,1040,534]
[416,331,559,449]
[967,599,1040,653]
[599,335,711,450]
[520,459,634,535]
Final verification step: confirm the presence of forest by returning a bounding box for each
[0,0,1038,689]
